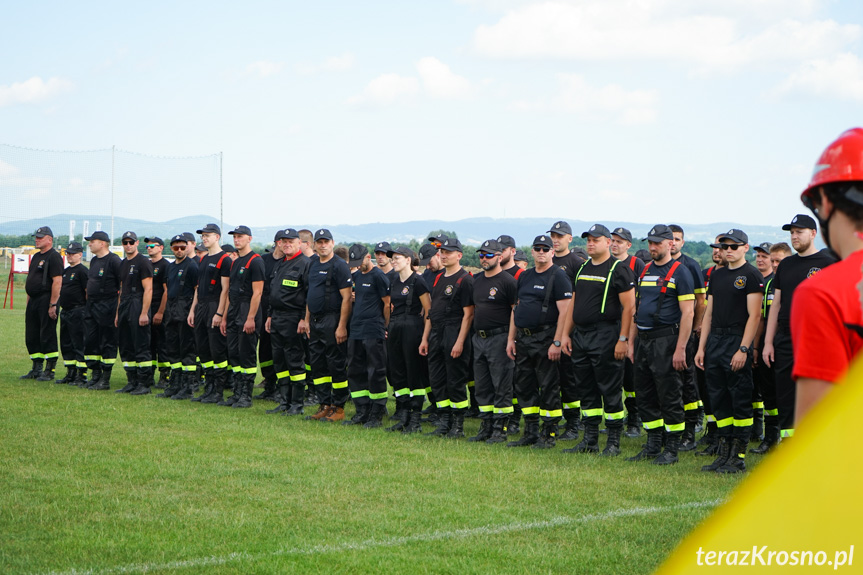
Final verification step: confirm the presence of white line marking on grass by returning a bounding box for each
[39,499,721,575]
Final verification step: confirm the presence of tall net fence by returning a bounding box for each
[0,144,221,243]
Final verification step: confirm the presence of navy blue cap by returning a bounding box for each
[479,239,504,253]
[496,235,516,249]
[548,221,572,235]
[85,230,110,242]
[439,238,463,253]
[418,243,438,265]
[33,226,53,238]
[314,228,334,241]
[348,243,369,267]
[65,241,83,254]
[581,224,611,239]
[197,223,221,235]
[143,237,163,246]
[374,241,392,254]
[611,227,633,243]
[228,225,252,236]
[644,225,674,242]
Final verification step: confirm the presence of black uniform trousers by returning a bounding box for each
[622,356,638,425]
[681,333,701,424]
[59,306,86,368]
[558,349,580,422]
[634,327,685,434]
[753,360,777,425]
[514,325,562,422]
[150,302,168,372]
[194,299,229,386]
[118,296,151,379]
[84,298,118,371]
[308,312,349,407]
[571,322,625,428]
[226,299,261,376]
[164,297,196,374]
[270,310,307,385]
[387,314,428,410]
[704,330,754,442]
[347,337,388,407]
[25,293,58,360]
[427,323,471,411]
[773,328,796,437]
[472,330,513,420]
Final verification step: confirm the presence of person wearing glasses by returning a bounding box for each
[253,232,285,403]
[114,231,155,396]
[505,235,571,449]
[762,215,836,441]
[495,234,524,435]
[143,237,169,389]
[695,229,763,474]
[82,230,122,390]
[56,241,89,386]
[157,234,200,400]
[21,226,64,382]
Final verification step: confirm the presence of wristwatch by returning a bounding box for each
[619,336,628,342]
[739,345,749,354]
[552,340,561,347]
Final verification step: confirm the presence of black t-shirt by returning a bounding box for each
[473,272,517,331]
[197,251,232,301]
[261,252,282,307]
[307,256,353,315]
[706,263,763,330]
[773,249,837,329]
[675,253,707,295]
[383,268,397,292]
[502,265,524,280]
[571,257,635,325]
[702,266,718,289]
[391,272,429,318]
[119,254,154,299]
[635,259,695,329]
[553,251,586,287]
[350,267,390,339]
[429,268,474,326]
[513,266,571,328]
[270,252,310,314]
[621,254,646,278]
[25,249,63,297]
[58,263,88,309]
[421,268,439,291]
[86,252,122,301]
[166,257,198,300]
[229,252,266,301]
[150,258,169,309]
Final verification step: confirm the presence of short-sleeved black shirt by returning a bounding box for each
[675,253,707,295]
[307,256,353,315]
[269,252,310,314]
[261,252,282,309]
[571,257,635,325]
[706,263,763,330]
[621,254,646,278]
[773,249,837,329]
[86,252,122,301]
[167,257,198,300]
[25,249,64,297]
[473,272,517,331]
[119,254,154,300]
[553,251,586,287]
[502,265,523,279]
[421,268,439,291]
[635,260,695,329]
[58,263,88,309]
[429,268,474,326]
[229,252,266,301]
[350,267,390,339]
[513,266,571,329]
[391,273,429,318]
[197,251,232,301]
[150,258,169,309]
[383,268,397,293]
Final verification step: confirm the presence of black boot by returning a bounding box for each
[21,359,43,379]
[486,418,508,444]
[284,383,306,416]
[653,432,681,465]
[154,367,170,389]
[425,408,451,436]
[254,377,278,401]
[507,410,521,436]
[716,438,747,473]
[171,372,195,400]
[563,423,599,453]
[202,370,227,404]
[558,417,580,441]
[626,429,663,461]
[130,368,152,395]
[507,417,539,447]
[385,401,409,432]
[364,404,386,428]
[36,359,57,381]
[695,421,719,456]
[116,370,138,393]
[218,373,240,406]
[468,419,493,442]
[192,372,215,402]
[601,426,622,457]
[701,436,732,472]
[679,421,697,452]
[694,406,705,434]
[750,408,764,442]
[402,407,423,434]
[56,365,76,384]
[533,420,559,449]
[624,418,642,438]
[446,409,465,438]
[73,367,88,387]
[750,423,780,454]
[91,366,112,390]
[344,403,371,425]
[84,366,100,388]
[267,384,291,414]
[304,385,320,407]
[157,371,178,397]
[231,375,253,408]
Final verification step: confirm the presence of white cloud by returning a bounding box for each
[0,160,18,178]
[297,52,355,75]
[416,57,476,100]
[777,53,863,101]
[246,60,284,78]
[0,77,73,107]
[347,73,420,106]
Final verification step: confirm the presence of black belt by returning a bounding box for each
[476,326,508,339]
[517,324,555,337]
[312,311,338,323]
[714,327,744,336]
[575,321,616,332]
[640,324,679,340]
[390,313,423,322]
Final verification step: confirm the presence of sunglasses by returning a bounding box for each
[122,240,136,245]
[171,245,187,251]
[146,244,160,249]
[532,246,551,252]
[478,253,499,259]
[720,244,743,251]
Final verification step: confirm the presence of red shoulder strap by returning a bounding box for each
[211,253,231,285]
[514,268,524,279]
[244,253,261,269]
[433,272,443,287]
[628,256,636,271]
[661,261,682,294]
[639,261,652,281]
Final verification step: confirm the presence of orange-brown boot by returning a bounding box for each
[306,404,332,421]
[322,406,345,422]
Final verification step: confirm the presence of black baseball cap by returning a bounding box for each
[85,230,110,242]
[514,249,528,262]
[348,243,369,267]
[644,225,674,242]
[718,228,749,245]
[611,227,633,243]
[418,243,438,265]
[195,243,206,252]
[548,221,573,235]
[496,235,516,249]
[387,246,414,259]
[181,232,196,242]
[275,228,300,241]
[170,234,187,245]
[428,232,449,244]
[32,226,53,238]
[314,229,334,242]
[782,214,818,231]
[478,239,504,254]
[121,231,138,242]
[374,241,392,254]
[581,224,611,239]
[197,223,221,235]
[532,235,553,248]
[439,238,463,253]
[143,237,163,246]
[221,244,237,253]
[65,241,83,254]
[754,242,773,254]
[228,225,252,236]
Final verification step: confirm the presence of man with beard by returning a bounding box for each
[114,231,154,396]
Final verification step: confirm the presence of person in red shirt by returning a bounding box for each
[793,127,863,423]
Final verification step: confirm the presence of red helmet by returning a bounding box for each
[802,127,863,203]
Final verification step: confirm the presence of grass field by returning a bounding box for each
[0,303,753,575]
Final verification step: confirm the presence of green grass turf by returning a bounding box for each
[0,305,752,574]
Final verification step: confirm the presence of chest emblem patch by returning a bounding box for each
[807,267,822,278]
[488,287,498,298]
[734,276,746,289]
[401,286,410,295]
[445,284,453,295]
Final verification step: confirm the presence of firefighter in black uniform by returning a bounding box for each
[265,228,311,416]
[695,229,763,473]
[157,234,200,400]
[144,237,169,388]
[114,231,154,395]
[497,233,524,434]
[219,226,265,409]
[506,235,572,448]
[56,241,88,385]
[610,226,646,437]
[626,225,695,465]
[188,223,231,403]
[467,239,517,443]
[83,230,122,390]
[22,226,63,381]
[561,224,635,456]
[254,233,283,402]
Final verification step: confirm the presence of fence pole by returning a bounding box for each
[220,151,223,232]
[111,145,116,247]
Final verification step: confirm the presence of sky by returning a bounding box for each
[1,0,861,230]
